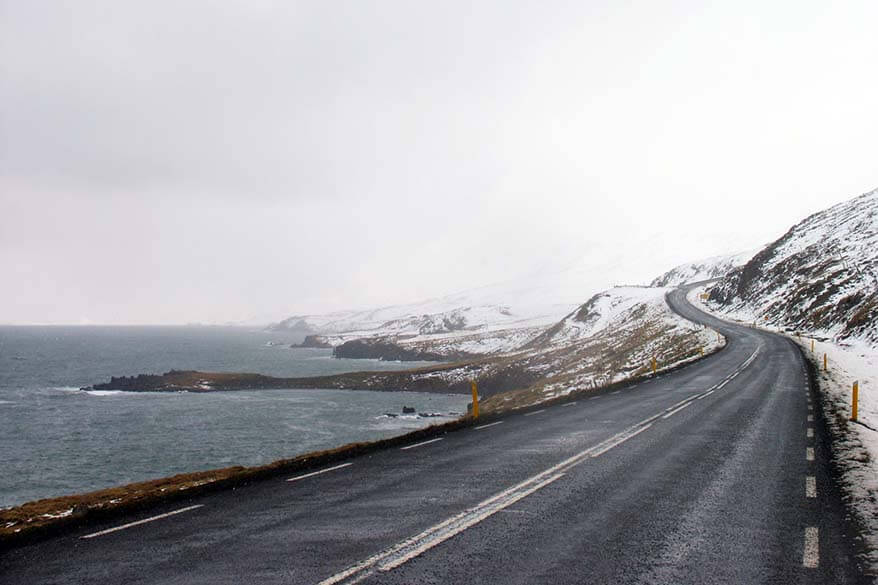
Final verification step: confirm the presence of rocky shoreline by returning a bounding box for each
[82,359,542,398]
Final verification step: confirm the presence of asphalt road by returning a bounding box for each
[1,285,871,583]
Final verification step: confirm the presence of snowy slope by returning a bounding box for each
[707,188,878,346]
[650,250,758,287]
[269,249,646,345]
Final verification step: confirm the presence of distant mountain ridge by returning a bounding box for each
[708,188,878,346]
[650,250,757,287]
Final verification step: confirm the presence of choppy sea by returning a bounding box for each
[0,326,466,508]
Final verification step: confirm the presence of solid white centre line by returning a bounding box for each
[524,409,546,417]
[475,421,504,430]
[563,402,577,407]
[662,401,693,419]
[400,438,444,451]
[287,462,353,483]
[806,447,815,461]
[806,476,817,498]
[318,415,657,585]
[80,505,204,539]
[803,527,819,568]
[807,428,814,438]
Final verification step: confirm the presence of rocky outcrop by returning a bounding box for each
[332,338,474,362]
[292,335,333,349]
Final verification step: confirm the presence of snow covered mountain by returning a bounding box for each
[650,250,757,287]
[269,249,647,345]
[707,188,878,346]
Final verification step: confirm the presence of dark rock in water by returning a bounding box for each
[402,406,416,414]
[292,335,333,349]
[418,412,443,418]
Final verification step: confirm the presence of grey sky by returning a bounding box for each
[2,1,877,324]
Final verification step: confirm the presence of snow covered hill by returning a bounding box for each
[650,250,757,287]
[268,250,649,351]
[707,188,878,346]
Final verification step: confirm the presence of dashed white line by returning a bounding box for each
[807,428,814,438]
[803,527,819,568]
[808,404,813,411]
[563,402,577,407]
[524,409,546,417]
[287,462,353,482]
[806,447,815,461]
[808,414,814,422]
[400,438,444,451]
[806,476,817,498]
[80,505,204,539]
[475,421,503,430]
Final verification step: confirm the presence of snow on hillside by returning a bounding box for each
[472,286,724,411]
[269,249,649,351]
[650,250,758,287]
[708,188,878,347]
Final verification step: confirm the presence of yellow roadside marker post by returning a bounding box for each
[811,339,815,352]
[699,347,704,357]
[824,353,828,372]
[471,380,479,419]
[651,357,657,375]
[852,381,859,422]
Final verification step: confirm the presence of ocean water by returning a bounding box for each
[0,326,467,508]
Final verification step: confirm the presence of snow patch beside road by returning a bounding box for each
[691,283,878,571]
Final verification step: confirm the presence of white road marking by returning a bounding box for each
[377,473,565,574]
[803,527,819,568]
[806,476,817,498]
[807,428,814,438]
[696,389,715,400]
[318,415,657,585]
[808,404,813,411]
[400,438,444,451]
[80,505,204,539]
[589,396,600,400]
[475,421,503,430]
[589,424,652,457]
[808,414,814,422]
[662,402,692,419]
[563,402,577,407]
[287,462,353,482]
[806,447,815,461]
[524,409,546,417]
[610,391,621,395]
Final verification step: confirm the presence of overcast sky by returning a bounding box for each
[2,1,877,325]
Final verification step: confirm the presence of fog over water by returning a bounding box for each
[2,1,877,325]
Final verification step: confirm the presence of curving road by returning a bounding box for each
[1,285,871,583]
